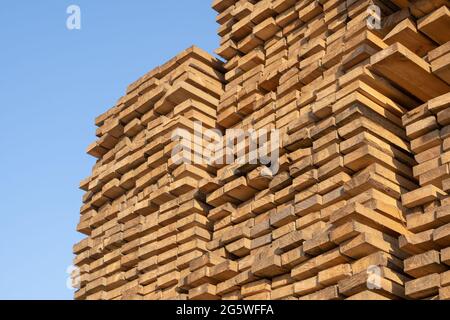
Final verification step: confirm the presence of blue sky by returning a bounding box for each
[0,1,219,300]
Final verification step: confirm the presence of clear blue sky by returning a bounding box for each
[0,1,219,300]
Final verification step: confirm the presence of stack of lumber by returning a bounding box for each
[74,0,450,300]
[400,90,450,299]
[73,47,225,300]
[387,2,450,302]
[199,0,423,301]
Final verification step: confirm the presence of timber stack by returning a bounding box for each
[74,0,450,300]
[74,47,225,300]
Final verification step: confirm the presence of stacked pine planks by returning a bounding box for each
[74,47,225,300]
[199,0,415,301]
[74,0,450,300]
[389,2,450,301]
[401,91,450,300]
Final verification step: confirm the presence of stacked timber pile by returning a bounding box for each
[185,0,450,300]
[400,92,450,300]
[400,91,450,299]
[74,0,450,300]
[391,2,450,302]
[73,47,225,300]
